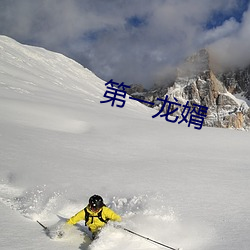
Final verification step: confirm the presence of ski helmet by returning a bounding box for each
[89,195,104,210]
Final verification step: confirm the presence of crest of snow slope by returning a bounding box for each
[0,36,250,250]
[0,35,148,134]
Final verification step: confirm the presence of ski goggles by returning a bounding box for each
[89,204,101,212]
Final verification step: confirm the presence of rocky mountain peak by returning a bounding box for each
[129,49,250,130]
[177,48,210,78]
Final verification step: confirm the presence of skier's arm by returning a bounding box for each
[104,207,122,222]
[67,209,85,225]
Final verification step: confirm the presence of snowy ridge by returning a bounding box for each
[0,36,250,250]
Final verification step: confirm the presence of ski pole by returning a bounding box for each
[122,227,180,250]
[37,220,48,231]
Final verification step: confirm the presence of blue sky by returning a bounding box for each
[206,0,249,28]
[0,0,249,87]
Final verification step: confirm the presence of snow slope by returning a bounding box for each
[0,36,250,250]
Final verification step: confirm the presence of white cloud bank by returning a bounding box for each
[0,0,249,86]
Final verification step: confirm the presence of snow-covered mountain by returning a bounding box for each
[129,49,250,130]
[0,36,250,250]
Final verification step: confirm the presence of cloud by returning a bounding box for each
[200,18,240,45]
[209,4,250,69]
[0,0,249,87]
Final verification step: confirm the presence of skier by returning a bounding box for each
[66,194,121,239]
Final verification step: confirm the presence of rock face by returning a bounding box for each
[218,66,250,100]
[129,49,250,130]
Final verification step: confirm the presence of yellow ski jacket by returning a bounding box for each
[67,206,121,233]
